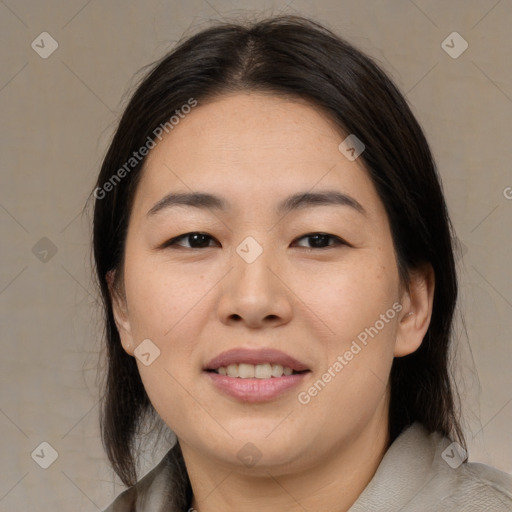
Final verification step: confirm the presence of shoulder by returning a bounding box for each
[349,423,512,511]
[426,428,512,511]
[436,459,512,511]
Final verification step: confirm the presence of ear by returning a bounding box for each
[394,263,435,357]
[107,270,135,356]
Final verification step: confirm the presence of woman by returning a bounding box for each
[93,15,512,511]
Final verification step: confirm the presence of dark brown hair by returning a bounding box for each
[93,15,464,492]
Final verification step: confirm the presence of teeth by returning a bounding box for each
[255,363,271,379]
[239,363,255,378]
[271,364,284,377]
[227,364,238,377]
[215,363,297,378]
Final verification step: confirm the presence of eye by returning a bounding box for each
[162,232,220,249]
[292,232,347,249]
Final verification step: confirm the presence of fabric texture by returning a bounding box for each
[104,423,512,511]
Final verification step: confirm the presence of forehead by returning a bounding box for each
[133,93,382,218]
[148,93,341,161]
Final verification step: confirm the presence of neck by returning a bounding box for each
[182,406,390,512]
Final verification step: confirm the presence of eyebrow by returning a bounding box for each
[146,190,366,217]
[277,190,366,216]
[147,192,228,216]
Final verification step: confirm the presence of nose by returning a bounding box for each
[216,245,293,329]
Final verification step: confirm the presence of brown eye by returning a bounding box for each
[293,233,345,249]
[164,232,219,249]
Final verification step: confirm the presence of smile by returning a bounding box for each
[209,363,306,379]
[203,347,311,402]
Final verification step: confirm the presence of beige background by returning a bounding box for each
[1,0,511,510]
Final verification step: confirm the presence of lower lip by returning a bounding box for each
[204,371,308,403]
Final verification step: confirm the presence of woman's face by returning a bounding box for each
[113,93,425,475]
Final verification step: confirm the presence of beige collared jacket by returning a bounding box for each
[104,423,512,511]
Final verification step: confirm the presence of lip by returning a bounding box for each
[205,372,308,403]
[204,348,310,372]
[203,348,310,403]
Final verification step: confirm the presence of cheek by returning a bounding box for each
[136,361,206,445]
[298,255,399,401]
[123,253,210,340]
[303,255,399,338]
[123,258,212,438]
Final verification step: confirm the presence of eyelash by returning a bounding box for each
[161,232,348,250]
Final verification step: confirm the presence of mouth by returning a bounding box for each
[206,363,308,379]
[203,348,311,402]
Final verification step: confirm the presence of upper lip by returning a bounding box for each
[204,348,310,372]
